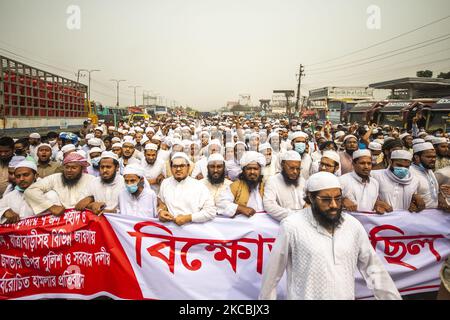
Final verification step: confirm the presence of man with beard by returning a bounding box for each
[14,138,29,157]
[142,143,166,194]
[24,153,94,216]
[157,152,216,226]
[0,137,15,196]
[260,171,401,300]
[409,142,439,209]
[217,151,265,218]
[3,156,26,197]
[111,142,123,158]
[339,135,359,175]
[36,143,62,178]
[311,150,341,176]
[399,132,413,154]
[119,140,141,174]
[28,133,41,159]
[201,153,232,211]
[76,152,125,214]
[263,150,306,221]
[432,137,450,170]
[191,139,222,180]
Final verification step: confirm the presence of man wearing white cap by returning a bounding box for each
[217,151,266,218]
[117,163,157,218]
[312,150,341,176]
[142,143,166,194]
[157,152,216,225]
[3,155,25,197]
[263,150,306,221]
[409,142,439,209]
[36,143,62,178]
[86,147,103,177]
[432,137,450,170]
[399,132,413,153]
[339,135,359,175]
[28,133,41,160]
[119,140,141,175]
[201,153,232,210]
[368,141,384,171]
[76,151,125,215]
[339,149,390,214]
[260,171,401,300]
[191,139,222,180]
[94,126,104,139]
[290,131,312,180]
[259,143,278,182]
[371,150,424,212]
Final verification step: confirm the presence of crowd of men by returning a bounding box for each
[0,114,448,300]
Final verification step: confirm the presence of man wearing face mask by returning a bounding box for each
[117,163,157,218]
[14,138,29,158]
[290,131,312,180]
[432,137,450,170]
[260,171,401,300]
[409,142,439,209]
[87,147,103,177]
[371,150,424,212]
[36,144,62,178]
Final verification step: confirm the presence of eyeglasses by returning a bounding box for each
[315,196,342,204]
[172,164,188,170]
[320,162,336,169]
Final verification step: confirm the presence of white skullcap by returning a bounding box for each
[135,127,144,133]
[145,127,155,133]
[172,139,183,147]
[368,142,382,151]
[144,143,158,151]
[9,156,26,168]
[306,172,341,192]
[391,150,413,161]
[208,139,222,147]
[412,138,425,145]
[14,160,37,172]
[240,151,266,168]
[117,129,124,134]
[37,143,52,151]
[374,139,384,145]
[291,131,308,140]
[335,131,345,139]
[108,126,116,131]
[123,163,145,178]
[88,138,102,147]
[100,151,119,161]
[85,133,95,140]
[112,137,121,143]
[352,149,371,160]
[122,138,136,146]
[431,137,447,145]
[151,135,162,141]
[399,133,411,140]
[372,129,379,134]
[225,142,235,149]
[250,132,259,139]
[94,126,104,133]
[112,143,122,149]
[171,152,190,164]
[343,134,357,142]
[61,144,76,153]
[424,135,434,142]
[280,150,301,162]
[418,131,427,137]
[89,147,103,154]
[259,143,272,152]
[322,151,340,164]
[76,149,87,159]
[413,142,434,154]
[29,133,41,139]
[207,153,225,164]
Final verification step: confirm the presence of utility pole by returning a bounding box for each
[129,85,141,107]
[110,79,126,107]
[78,69,100,116]
[295,64,305,114]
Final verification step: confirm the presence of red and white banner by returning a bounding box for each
[0,209,448,299]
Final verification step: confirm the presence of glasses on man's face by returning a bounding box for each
[320,162,335,169]
[172,164,188,170]
[315,196,342,205]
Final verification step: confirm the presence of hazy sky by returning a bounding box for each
[0,0,449,110]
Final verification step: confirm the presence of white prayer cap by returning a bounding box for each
[94,126,104,133]
[151,135,162,141]
[89,147,103,155]
[112,137,121,143]
[76,149,87,159]
[9,156,26,168]
[112,143,122,149]
[373,139,384,145]
[235,141,246,148]
[335,131,345,139]
[418,131,427,137]
[225,142,235,149]
[424,135,434,142]
[239,151,266,168]
[306,172,341,192]
[88,138,102,147]
[259,143,272,152]
[85,133,95,140]
[108,126,116,131]
[413,142,435,154]
[29,133,41,139]
[100,151,118,161]
[372,129,379,134]
[291,131,308,140]
[208,139,222,147]
[352,149,371,160]
[117,129,124,134]
[171,152,190,164]
[145,127,155,134]
[61,144,76,153]
[122,137,136,146]
[129,129,136,135]
[182,139,192,147]
[37,143,52,151]
[280,150,301,162]
[412,138,425,145]
[144,143,158,151]
[250,132,260,139]
[391,150,413,161]
[431,137,448,145]
[207,153,225,164]
[123,163,145,178]
[343,134,357,142]
[368,142,382,151]
[322,151,340,164]
[14,160,37,172]
[399,132,411,140]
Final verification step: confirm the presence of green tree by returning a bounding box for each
[437,71,450,79]
[416,70,433,77]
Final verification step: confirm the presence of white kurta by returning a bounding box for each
[262,155,279,182]
[201,178,232,208]
[158,176,216,223]
[339,172,379,212]
[141,159,167,194]
[86,175,125,211]
[0,190,35,223]
[225,160,242,181]
[259,207,401,300]
[216,183,264,217]
[118,186,157,218]
[24,173,95,214]
[191,157,208,178]
[263,173,306,221]
[409,164,439,209]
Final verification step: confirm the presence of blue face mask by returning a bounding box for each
[15,185,25,192]
[91,157,101,168]
[126,184,139,194]
[393,167,409,179]
[294,142,306,154]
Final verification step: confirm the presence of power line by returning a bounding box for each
[305,15,450,67]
